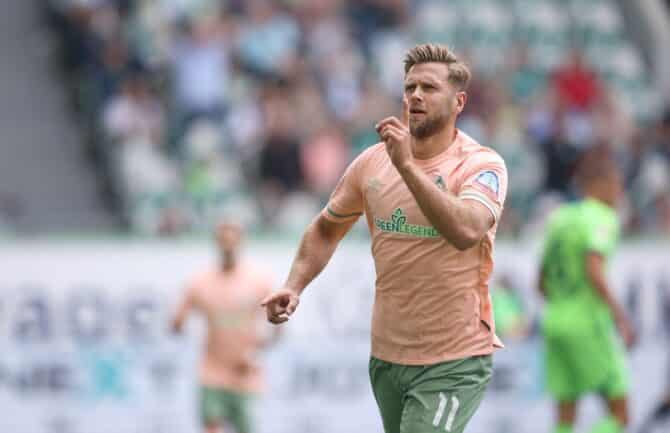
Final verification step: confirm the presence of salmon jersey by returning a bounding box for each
[184,263,274,392]
[323,130,508,365]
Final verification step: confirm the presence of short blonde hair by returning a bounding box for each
[403,44,471,91]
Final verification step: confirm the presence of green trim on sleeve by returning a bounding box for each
[327,207,363,219]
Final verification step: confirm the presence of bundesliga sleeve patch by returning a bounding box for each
[474,171,500,197]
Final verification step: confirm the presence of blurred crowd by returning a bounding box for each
[44,0,670,237]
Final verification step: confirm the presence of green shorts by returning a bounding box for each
[543,321,629,401]
[369,355,493,433]
[200,386,252,433]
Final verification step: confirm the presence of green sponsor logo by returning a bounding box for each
[374,208,440,238]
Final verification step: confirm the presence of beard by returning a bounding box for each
[409,109,450,139]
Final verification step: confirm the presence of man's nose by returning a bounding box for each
[409,88,423,103]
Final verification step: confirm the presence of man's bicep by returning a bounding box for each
[459,163,508,224]
[315,212,359,243]
[585,251,606,285]
[465,199,496,232]
[325,150,369,220]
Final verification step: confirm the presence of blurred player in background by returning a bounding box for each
[492,274,532,341]
[172,222,277,433]
[538,154,635,433]
[262,43,508,433]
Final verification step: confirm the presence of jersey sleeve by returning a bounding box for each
[458,152,508,223]
[321,147,370,223]
[585,215,619,256]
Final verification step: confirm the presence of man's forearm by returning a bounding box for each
[397,162,488,250]
[171,300,191,334]
[285,219,341,295]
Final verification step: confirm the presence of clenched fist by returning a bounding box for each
[261,288,300,324]
[376,116,412,170]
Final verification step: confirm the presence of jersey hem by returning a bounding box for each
[199,378,263,395]
[369,346,497,366]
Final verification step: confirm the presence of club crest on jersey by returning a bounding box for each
[434,175,446,191]
[474,171,499,196]
[367,177,383,192]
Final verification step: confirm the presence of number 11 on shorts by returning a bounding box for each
[432,392,460,431]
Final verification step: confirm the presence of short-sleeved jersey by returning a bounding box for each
[185,263,274,392]
[323,130,508,365]
[541,199,620,331]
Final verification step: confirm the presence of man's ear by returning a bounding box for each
[455,91,467,115]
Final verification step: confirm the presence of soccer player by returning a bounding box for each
[262,43,508,433]
[538,154,635,433]
[172,222,276,433]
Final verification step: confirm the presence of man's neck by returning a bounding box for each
[584,192,614,209]
[220,255,237,273]
[411,122,457,160]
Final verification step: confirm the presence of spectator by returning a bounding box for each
[537,107,584,198]
[348,0,408,54]
[172,15,230,130]
[90,37,135,108]
[102,72,164,144]
[236,0,300,78]
[506,43,546,104]
[550,48,603,112]
[258,84,304,193]
[301,126,349,199]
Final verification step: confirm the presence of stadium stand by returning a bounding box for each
[41,0,670,237]
[0,0,117,233]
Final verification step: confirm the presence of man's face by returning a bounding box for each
[216,223,243,255]
[403,62,465,139]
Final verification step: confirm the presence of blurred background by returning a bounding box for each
[0,0,669,432]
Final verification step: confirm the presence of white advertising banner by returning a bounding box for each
[0,240,668,433]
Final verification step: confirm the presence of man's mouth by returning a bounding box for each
[409,108,426,114]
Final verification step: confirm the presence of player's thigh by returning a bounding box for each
[545,330,620,400]
[222,390,253,433]
[400,355,493,433]
[369,357,404,433]
[201,387,225,429]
